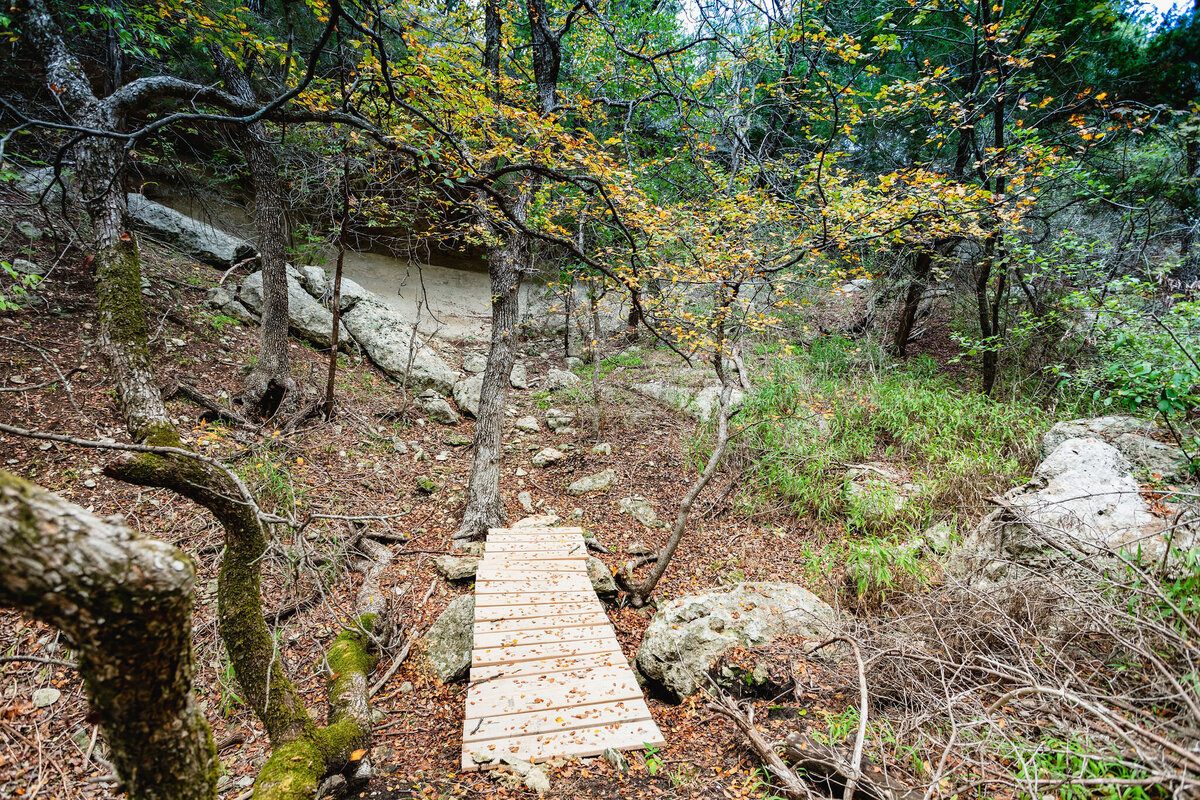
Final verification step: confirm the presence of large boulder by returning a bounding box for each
[238,271,334,347]
[417,595,474,683]
[632,381,691,412]
[296,267,372,312]
[636,582,837,701]
[126,194,256,269]
[452,374,484,419]
[1041,416,1189,483]
[340,300,456,395]
[960,438,1189,579]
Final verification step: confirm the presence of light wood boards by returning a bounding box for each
[460,527,664,771]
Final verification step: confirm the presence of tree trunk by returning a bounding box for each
[216,53,297,418]
[457,202,525,540]
[0,471,217,800]
[978,0,1007,396]
[892,248,933,357]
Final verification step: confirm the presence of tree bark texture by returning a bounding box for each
[216,52,296,417]
[0,471,217,800]
[458,201,525,540]
[20,0,173,442]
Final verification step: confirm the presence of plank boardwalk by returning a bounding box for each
[460,527,665,770]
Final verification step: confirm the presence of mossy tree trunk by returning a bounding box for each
[19,4,393,797]
[0,471,218,800]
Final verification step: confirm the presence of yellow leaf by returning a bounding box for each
[350,748,367,761]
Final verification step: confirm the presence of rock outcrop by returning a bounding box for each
[1041,416,1189,483]
[958,437,1193,580]
[452,374,484,418]
[636,582,837,701]
[341,300,456,395]
[126,194,257,269]
[238,270,335,347]
[633,381,744,422]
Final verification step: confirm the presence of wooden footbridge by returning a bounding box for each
[461,526,665,770]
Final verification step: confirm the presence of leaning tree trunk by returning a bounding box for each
[0,471,217,800]
[458,204,525,540]
[620,352,738,605]
[217,53,297,418]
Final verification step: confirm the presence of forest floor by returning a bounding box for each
[0,224,895,800]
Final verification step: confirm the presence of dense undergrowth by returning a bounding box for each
[734,336,1056,531]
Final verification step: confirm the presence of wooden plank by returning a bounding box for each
[479,559,588,572]
[471,636,621,668]
[488,527,585,536]
[464,698,653,744]
[474,611,609,635]
[474,600,604,620]
[462,719,665,770]
[473,624,614,650]
[484,541,585,553]
[462,526,664,772]
[476,569,587,582]
[464,665,641,717]
[475,576,592,594]
[470,652,629,682]
[475,590,597,607]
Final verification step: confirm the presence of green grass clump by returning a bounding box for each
[734,337,1050,530]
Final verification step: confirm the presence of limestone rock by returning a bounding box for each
[636,582,837,700]
[513,416,540,433]
[417,393,460,426]
[518,491,535,513]
[11,258,45,276]
[626,542,653,556]
[586,557,618,598]
[32,687,61,708]
[126,193,257,268]
[453,374,484,419]
[510,362,528,389]
[462,353,488,373]
[545,408,576,431]
[632,381,691,412]
[592,442,613,455]
[434,555,480,581]
[687,385,745,423]
[961,438,1189,578]
[567,468,617,496]
[1042,416,1189,482]
[618,496,660,529]
[633,381,743,422]
[418,596,474,682]
[239,271,335,347]
[531,447,566,468]
[513,514,560,528]
[416,476,439,494]
[544,369,580,391]
[341,300,456,395]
